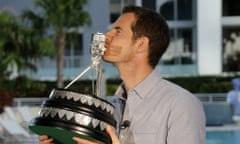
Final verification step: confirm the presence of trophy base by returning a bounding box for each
[29,121,111,144]
[29,125,96,144]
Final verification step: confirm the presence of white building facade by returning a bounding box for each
[1,0,240,80]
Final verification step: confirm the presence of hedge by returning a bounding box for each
[0,75,239,98]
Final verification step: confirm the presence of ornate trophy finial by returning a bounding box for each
[90,32,106,66]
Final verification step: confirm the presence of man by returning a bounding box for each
[40,5,205,144]
[227,78,240,116]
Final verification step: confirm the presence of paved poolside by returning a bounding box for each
[206,124,240,131]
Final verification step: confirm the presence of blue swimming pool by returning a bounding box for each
[207,130,240,144]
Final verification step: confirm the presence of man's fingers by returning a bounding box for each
[72,126,120,144]
[106,125,120,144]
[72,137,99,144]
[39,135,54,144]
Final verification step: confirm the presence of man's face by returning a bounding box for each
[103,13,138,65]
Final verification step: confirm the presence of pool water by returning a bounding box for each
[207,131,240,144]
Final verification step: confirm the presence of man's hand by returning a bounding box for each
[38,126,120,144]
[72,125,120,144]
[39,135,54,144]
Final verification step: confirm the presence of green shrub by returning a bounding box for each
[0,75,239,98]
[166,75,236,93]
[13,76,46,97]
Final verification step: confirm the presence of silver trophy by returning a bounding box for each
[29,32,116,144]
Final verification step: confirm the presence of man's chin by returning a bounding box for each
[102,58,112,63]
[102,57,117,65]
[102,55,110,62]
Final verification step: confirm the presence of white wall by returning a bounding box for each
[197,0,222,75]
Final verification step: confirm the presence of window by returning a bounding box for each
[222,0,240,72]
[162,28,194,65]
[223,0,240,16]
[110,0,135,23]
[65,33,83,67]
[222,27,240,72]
[157,0,196,75]
[65,33,83,56]
[159,0,192,20]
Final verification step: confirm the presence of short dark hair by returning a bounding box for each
[122,5,170,68]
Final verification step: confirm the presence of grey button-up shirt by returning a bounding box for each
[109,69,206,144]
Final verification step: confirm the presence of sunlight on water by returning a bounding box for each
[207,131,240,144]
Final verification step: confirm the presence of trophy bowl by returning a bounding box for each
[29,89,116,144]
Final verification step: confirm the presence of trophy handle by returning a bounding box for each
[64,65,91,89]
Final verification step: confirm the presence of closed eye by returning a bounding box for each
[114,26,122,34]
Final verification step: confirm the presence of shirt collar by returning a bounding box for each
[115,83,127,100]
[133,69,161,99]
[115,69,162,99]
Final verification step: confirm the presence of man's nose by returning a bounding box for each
[105,32,112,43]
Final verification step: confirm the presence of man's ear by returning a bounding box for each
[136,36,149,53]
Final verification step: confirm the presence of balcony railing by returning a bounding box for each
[195,93,227,103]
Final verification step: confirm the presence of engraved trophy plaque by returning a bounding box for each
[29,32,116,144]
